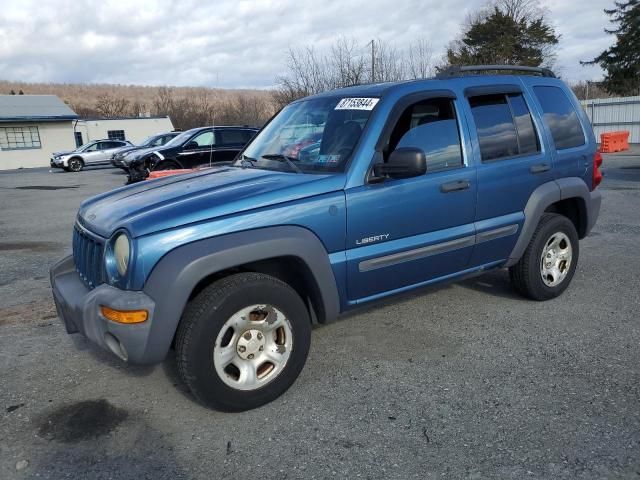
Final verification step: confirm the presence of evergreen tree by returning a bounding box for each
[447,2,559,68]
[584,1,640,96]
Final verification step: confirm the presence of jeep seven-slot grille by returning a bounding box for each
[72,223,105,290]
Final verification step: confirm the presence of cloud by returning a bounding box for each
[0,0,613,88]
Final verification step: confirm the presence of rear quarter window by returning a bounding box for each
[533,86,585,150]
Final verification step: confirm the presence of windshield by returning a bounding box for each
[163,130,193,148]
[236,96,377,174]
[77,142,98,152]
[138,135,157,147]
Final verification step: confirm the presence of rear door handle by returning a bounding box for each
[440,179,470,193]
[530,163,551,174]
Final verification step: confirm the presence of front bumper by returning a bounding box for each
[50,158,64,168]
[111,157,126,168]
[50,255,158,364]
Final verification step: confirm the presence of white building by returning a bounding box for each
[0,95,174,170]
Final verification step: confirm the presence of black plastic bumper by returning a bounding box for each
[50,255,159,364]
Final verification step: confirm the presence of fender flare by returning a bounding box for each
[505,178,594,267]
[140,226,340,363]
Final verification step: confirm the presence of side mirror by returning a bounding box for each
[373,147,427,179]
[185,141,199,150]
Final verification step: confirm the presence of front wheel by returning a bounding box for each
[153,160,180,171]
[175,273,311,411]
[67,157,84,172]
[509,213,579,301]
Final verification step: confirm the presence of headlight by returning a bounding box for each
[113,233,130,276]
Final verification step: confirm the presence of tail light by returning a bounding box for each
[592,151,603,190]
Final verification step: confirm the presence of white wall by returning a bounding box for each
[0,121,75,170]
[75,117,174,145]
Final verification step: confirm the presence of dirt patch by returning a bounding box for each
[14,185,79,190]
[37,399,129,443]
[0,301,57,326]
[0,241,61,252]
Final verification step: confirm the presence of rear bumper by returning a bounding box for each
[50,255,159,365]
[585,189,602,236]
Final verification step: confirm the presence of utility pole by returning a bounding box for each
[368,39,375,83]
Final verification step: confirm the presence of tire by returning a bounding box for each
[509,213,579,301]
[175,272,311,411]
[67,157,84,172]
[154,160,180,171]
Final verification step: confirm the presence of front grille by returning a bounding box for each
[73,223,105,290]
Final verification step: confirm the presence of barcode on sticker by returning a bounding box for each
[335,98,379,110]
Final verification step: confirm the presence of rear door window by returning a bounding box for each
[508,94,539,155]
[218,129,247,146]
[533,86,585,150]
[469,93,541,161]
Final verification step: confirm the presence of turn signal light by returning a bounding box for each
[100,306,148,324]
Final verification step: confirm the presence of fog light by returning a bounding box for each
[100,305,148,324]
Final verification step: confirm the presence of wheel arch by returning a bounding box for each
[141,226,340,362]
[154,158,183,170]
[505,178,592,267]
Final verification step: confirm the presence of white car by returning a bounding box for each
[51,139,132,172]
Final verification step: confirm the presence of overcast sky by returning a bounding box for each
[0,0,613,89]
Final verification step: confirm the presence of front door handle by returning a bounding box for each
[440,179,470,193]
[530,163,551,174]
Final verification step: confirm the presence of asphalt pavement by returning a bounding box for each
[0,156,639,479]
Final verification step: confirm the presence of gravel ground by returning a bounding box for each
[0,156,639,480]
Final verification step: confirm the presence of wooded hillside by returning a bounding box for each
[0,80,276,130]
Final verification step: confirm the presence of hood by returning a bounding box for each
[128,144,176,164]
[52,149,75,157]
[126,146,158,161]
[114,145,141,156]
[78,166,346,238]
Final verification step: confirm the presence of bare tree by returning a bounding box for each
[331,37,368,86]
[94,93,129,117]
[152,86,175,116]
[373,40,406,82]
[407,38,434,79]
[275,36,437,108]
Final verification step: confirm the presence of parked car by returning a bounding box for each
[51,139,132,172]
[51,65,602,412]
[111,132,181,170]
[126,126,258,182]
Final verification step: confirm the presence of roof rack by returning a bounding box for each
[436,65,556,79]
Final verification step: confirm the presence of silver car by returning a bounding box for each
[51,139,132,172]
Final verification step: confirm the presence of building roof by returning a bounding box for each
[79,115,171,121]
[0,95,78,123]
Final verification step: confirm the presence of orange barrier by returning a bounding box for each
[147,168,195,180]
[600,131,630,153]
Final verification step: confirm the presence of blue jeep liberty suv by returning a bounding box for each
[50,65,602,411]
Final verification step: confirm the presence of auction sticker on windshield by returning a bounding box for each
[335,98,379,110]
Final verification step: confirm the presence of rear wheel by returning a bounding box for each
[175,272,311,411]
[509,213,579,301]
[67,157,84,172]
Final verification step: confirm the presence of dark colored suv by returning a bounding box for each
[127,126,258,182]
[111,132,181,169]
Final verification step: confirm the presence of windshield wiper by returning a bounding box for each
[260,154,302,174]
[238,155,258,169]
